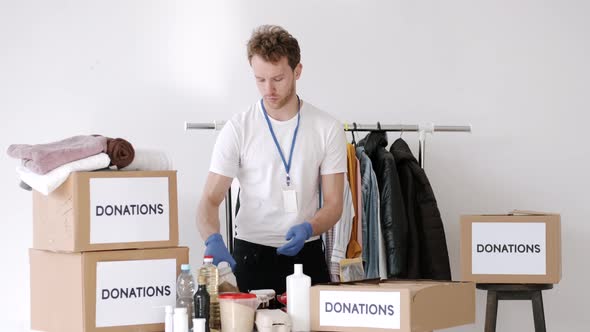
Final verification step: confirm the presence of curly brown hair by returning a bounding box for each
[247,25,301,70]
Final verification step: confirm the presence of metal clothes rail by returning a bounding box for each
[185,121,471,253]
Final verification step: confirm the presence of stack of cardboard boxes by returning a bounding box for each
[29,171,188,332]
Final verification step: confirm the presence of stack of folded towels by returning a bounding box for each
[7,135,172,195]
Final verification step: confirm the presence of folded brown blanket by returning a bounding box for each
[7,135,108,174]
[106,137,135,169]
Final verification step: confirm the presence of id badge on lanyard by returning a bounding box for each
[282,176,298,213]
[262,97,301,214]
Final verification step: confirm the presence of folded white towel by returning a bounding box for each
[18,153,111,195]
[120,149,172,171]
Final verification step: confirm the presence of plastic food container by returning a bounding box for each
[218,293,259,332]
[255,309,292,332]
[250,289,276,309]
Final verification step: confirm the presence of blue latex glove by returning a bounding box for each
[204,233,236,270]
[276,221,313,256]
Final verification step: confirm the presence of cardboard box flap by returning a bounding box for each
[411,282,475,331]
[379,279,449,286]
[463,210,558,217]
[510,210,559,216]
[378,280,472,297]
[73,170,178,180]
[378,281,441,294]
[318,278,381,287]
[314,284,383,291]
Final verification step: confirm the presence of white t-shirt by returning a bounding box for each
[209,99,347,247]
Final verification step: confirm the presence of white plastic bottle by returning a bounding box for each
[173,307,188,332]
[287,264,311,331]
[192,318,207,332]
[164,305,174,332]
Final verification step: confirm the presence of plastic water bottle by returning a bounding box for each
[287,264,311,331]
[198,256,220,331]
[177,264,196,330]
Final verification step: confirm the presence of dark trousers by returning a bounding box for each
[232,238,329,294]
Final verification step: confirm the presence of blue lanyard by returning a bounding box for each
[261,96,301,186]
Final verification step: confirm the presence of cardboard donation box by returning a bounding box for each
[30,247,188,332]
[461,211,561,284]
[33,171,179,252]
[311,280,475,332]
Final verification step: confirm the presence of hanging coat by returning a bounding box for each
[390,138,452,280]
[359,132,408,278]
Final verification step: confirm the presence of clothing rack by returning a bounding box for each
[185,121,471,253]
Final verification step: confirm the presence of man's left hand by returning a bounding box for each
[276,221,313,256]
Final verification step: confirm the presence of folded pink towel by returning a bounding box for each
[7,135,108,174]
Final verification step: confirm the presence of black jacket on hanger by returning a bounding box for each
[390,138,452,280]
[359,131,408,278]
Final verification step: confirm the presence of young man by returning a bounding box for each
[197,25,347,293]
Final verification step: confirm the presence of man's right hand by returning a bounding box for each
[204,233,236,270]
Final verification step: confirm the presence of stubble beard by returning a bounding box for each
[266,80,297,112]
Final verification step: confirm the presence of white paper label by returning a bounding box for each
[319,290,400,329]
[282,189,298,213]
[472,222,546,275]
[90,177,170,244]
[95,258,176,327]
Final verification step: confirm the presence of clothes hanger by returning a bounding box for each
[351,122,357,145]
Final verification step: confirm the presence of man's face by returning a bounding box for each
[251,55,301,111]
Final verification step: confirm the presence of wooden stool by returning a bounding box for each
[476,283,553,332]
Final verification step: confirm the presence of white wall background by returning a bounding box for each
[1,0,589,330]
